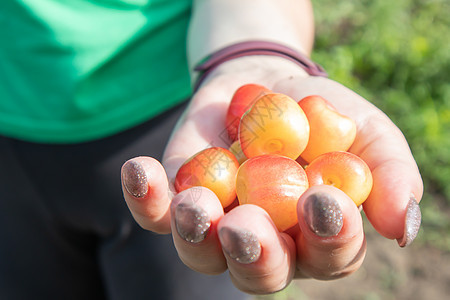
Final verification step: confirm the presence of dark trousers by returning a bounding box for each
[0,102,247,300]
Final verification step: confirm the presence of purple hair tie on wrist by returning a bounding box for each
[193,40,327,92]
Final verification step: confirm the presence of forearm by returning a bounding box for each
[187,0,315,70]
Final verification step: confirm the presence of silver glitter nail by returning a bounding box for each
[122,160,148,198]
[175,202,211,243]
[304,192,343,237]
[397,196,421,247]
[219,227,261,264]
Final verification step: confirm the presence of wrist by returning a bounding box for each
[191,41,327,93]
[194,40,327,91]
[194,55,311,92]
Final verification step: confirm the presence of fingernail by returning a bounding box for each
[219,227,261,264]
[397,196,421,247]
[122,160,148,198]
[175,201,210,243]
[304,192,343,237]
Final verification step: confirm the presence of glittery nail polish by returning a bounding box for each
[397,196,421,247]
[304,192,343,237]
[122,160,148,198]
[175,201,210,243]
[219,227,261,264]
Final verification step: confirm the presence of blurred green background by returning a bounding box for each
[312,0,450,250]
[256,0,449,299]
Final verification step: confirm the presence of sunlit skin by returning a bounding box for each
[298,95,357,163]
[305,151,373,206]
[226,83,272,141]
[239,93,310,160]
[175,147,239,208]
[123,74,423,293]
[228,140,248,165]
[120,52,425,294]
[236,154,309,232]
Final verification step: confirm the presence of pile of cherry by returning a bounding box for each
[175,84,372,232]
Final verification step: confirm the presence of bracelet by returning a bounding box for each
[193,40,327,92]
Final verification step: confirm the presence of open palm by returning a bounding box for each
[121,67,423,294]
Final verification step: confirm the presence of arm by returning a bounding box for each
[187,0,315,68]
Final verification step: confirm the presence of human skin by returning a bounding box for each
[121,0,423,295]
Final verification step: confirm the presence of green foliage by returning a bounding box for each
[313,0,450,248]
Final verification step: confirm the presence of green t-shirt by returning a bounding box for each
[0,0,192,143]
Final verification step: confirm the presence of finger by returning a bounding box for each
[121,157,172,234]
[217,204,296,294]
[170,187,227,275]
[353,112,423,247]
[296,185,366,280]
[276,76,423,246]
[123,84,237,234]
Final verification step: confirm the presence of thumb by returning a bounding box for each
[122,156,172,234]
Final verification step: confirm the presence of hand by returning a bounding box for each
[121,56,423,294]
